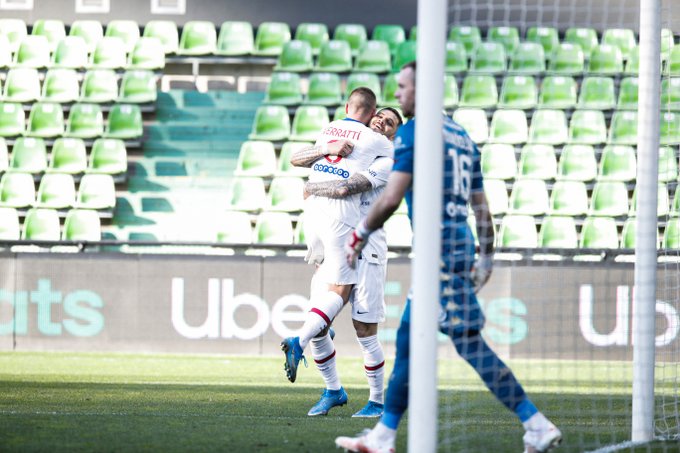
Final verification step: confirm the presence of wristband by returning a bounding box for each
[356,219,375,238]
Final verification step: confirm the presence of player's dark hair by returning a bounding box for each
[348,87,377,115]
[377,107,403,127]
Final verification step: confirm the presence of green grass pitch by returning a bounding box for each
[0,352,672,452]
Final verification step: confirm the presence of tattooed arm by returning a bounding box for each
[304,173,373,199]
[290,139,354,167]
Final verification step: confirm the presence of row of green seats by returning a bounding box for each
[226,175,305,213]
[498,214,680,249]
[0,207,102,241]
[0,136,127,175]
[0,172,116,210]
[234,140,310,178]
[0,102,143,140]
[2,68,157,104]
[481,143,677,182]
[486,178,675,218]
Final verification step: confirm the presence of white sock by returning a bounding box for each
[357,334,385,404]
[311,333,341,390]
[298,291,344,349]
[523,412,549,431]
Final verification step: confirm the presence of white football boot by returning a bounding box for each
[522,419,562,453]
[335,428,395,453]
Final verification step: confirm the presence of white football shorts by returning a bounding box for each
[314,217,358,286]
[349,253,387,323]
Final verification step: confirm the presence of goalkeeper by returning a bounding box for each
[336,61,562,453]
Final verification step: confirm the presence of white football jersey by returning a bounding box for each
[307,118,394,226]
[357,156,392,264]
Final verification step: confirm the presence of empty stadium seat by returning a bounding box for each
[315,40,352,72]
[608,111,638,145]
[487,26,520,55]
[483,178,509,215]
[3,68,41,103]
[602,28,637,60]
[557,144,598,182]
[63,209,102,241]
[248,106,291,141]
[498,214,538,248]
[81,69,120,104]
[0,18,27,53]
[459,75,498,109]
[580,216,619,249]
[538,76,577,109]
[65,103,104,139]
[508,179,549,215]
[35,173,76,209]
[0,207,20,240]
[381,73,399,108]
[599,145,637,182]
[31,19,66,52]
[508,42,546,75]
[672,190,680,218]
[539,215,578,248]
[589,181,629,217]
[528,109,568,145]
[274,40,313,72]
[294,23,329,56]
[14,35,51,68]
[448,25,481,55]
[616,77,639,109]
[549,180,589,216]
[661,77,680,110]
[577,77,616,110]
[445,41,468,74]
[0,172,35,208]
[266,176,305,212]
[69,20,104,53]
[452,108,488,143]
[89,37,127,70]
[264,72,303,105]
[517,144,557,180]
[216,211,253,244]
[661,111,680,145]
[76,174,116,210]
[345,72,382,103]
[215,21,254,56]
[488,109,528,145]
[587,44,624,75]
[333,24,367,56]
[0,35,11,68]
[143,20,179,54]
[104,104,143,140]
[625,46,640,74]
[0,103,25,137]
[372,24,406,56]
[525,26,559,57]
[26,103,64,138]
[663,218,680,249]
[276,141,312,177]
[41,69,80,103]
[667,46,680,76]
[177,21,217,56]
[480,143,516,180]
[226,176,266,212]
[118,70,158,104]
[105,20,140,54]
[548,43,585,75]
[305,72,342,106]
[569,110,607,145]
[128,37,165,70]
[88,138,127,175]
[393,40,417,71]
[564,27,599,59]
[443,75,459,108]
[234,140,277,177]
[498,75,537,109]
[354,40,392,73]
[22,208,61,241]
[469,42,506,74]
[47,137,87,174]
[289,106,329,141]
[629,183,669,217]
[0,138,7,173]
[252,211,294,245]
[253,22,291,56]
[658,146,679,182]
[620,217,638,249]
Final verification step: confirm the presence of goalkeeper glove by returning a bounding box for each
[345,219,373,269]
[471,254,493,293]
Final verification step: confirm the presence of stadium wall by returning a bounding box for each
[0,253,678,360]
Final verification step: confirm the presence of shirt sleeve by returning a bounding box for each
[391,125,414,175]
[359,156,393,189]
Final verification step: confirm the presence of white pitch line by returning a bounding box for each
[585,440,649,453]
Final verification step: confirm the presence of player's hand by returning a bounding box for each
[344,229,367,269]
[327,139,354,157]
[471,254,493,293]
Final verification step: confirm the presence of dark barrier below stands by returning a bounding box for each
[0,252,678,360]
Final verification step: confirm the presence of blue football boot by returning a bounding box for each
[307,387,348,416]
[280,336,306,383]
[352,400,384,418]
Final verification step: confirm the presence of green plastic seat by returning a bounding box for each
[498,214,537,248]
[253,211,294,244]
[354,40,391,73]
[659,146,678,182]
[51,36,88,69]
[76,174,116,210]
[569,110,607,145]
[88,138,127,175]
[518,144,557,180]
[383,213,413,247]
[525,26,559,58]
[538,75,577,109]
[660,111,680,145]
[483,178,509,215]
[579,216,619,249]
[264,72,302,105]
[488,109,528,145]
[587,44,624,75]
[276,141,313,177]
[0,207,20,239]
[564,28,599,59]
[608,111,638,145]
[661,28,675,62]
[35,173,76,209]
[3,67,41,103]
[663,218,680,248]
[577,77,616,110]
[26,102,64,138]
[629,183,669,217]
[128,37,165,70]
[266,176,305,212]
[0,103,25,137]
[599,145,637,182]
[253,22,291,57]
[480,143,516,180]
[13,35,50,68]
[602,28,637,60]
[345,72,382,103]
[548,43,585,75]
[234,140,277,177]
[444,41,468,73]
[22,208,61,241]
[104,104,143,140]
[80,69,119,104]
[625,46,639,75]
[69,20,104,53]
[459,75,498,108]
[508,179,549,215]
[216,211,253,244]
[393,40,417,71]
[9,137,47,173]
[557,145,597,181]
[216,21,254,56]
[305,72,342,106]
[528,109,568,145]
[409,26,418,41]
[47,137,87,174]
[539,215,578,248]
[31,19,66,52]
[549,180,589,216]
[672,190,680,217]
[105,20,140,53]
[668,47,680,76]
[118,70,157,104]
[498,75,537,109]
[289,106,329,142]
[0,172,35,208]
[661,78,680,110]
[315,40,352,72]
[0,18,27,53]
[294,212,307,245]
[0,138,7,172]
[448,25,481,55]
[372,24,405,57]
[617,77,639,109]
[589,181,629,216]
[177,21,217,56]
[487,26,520,55]
[63,209,101,241]
[64,103,104,139]
[333,24,367,56]
[41,68,80,103]
[143,20,179,54]
[508,42,546,75]
[443,75,459,109]
[294,23,328,56]
[452,108,488,144]
[469,42,506,74]
[0,35,11,68]
[89,37,127,69]
[274,40,313,72]
[381,73,399,108]
[248,105,291,141]
[227,176,266,212]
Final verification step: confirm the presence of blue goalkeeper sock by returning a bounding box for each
[381,411,402,430]
[515,399,539,423]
